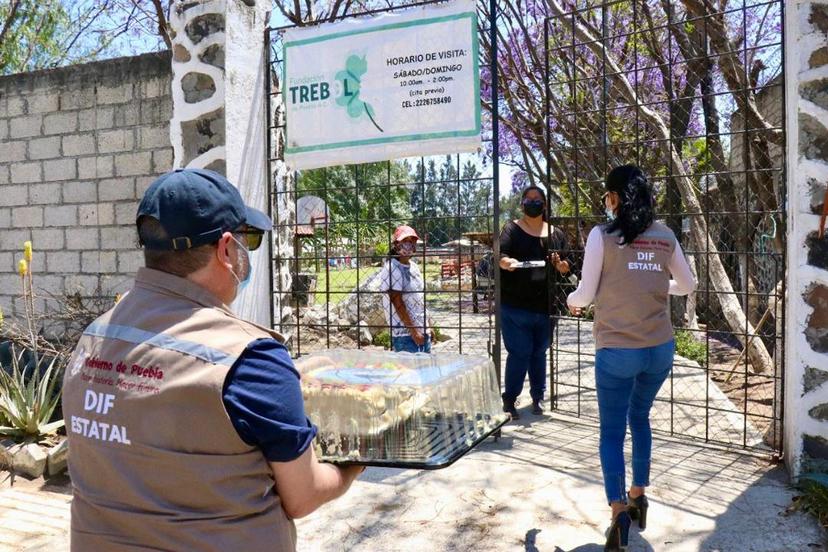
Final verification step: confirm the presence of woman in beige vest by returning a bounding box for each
[567,165,696,551]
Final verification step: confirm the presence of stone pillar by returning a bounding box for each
[784,0,828,477]
[168,0,272,326]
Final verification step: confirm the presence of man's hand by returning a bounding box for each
[411,328,426,346]
[550,252,570,274]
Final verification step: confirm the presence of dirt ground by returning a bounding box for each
[706,335,781,449]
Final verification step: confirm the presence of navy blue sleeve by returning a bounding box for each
[222,338,318,462]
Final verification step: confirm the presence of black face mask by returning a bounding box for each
[522,199,544,218]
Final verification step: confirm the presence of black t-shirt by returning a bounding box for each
[499,221,574,314]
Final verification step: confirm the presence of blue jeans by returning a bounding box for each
[392,335,432,353]
[501,304,555,403]
[595,339,675,504]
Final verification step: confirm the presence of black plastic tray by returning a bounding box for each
[320,416,508,470]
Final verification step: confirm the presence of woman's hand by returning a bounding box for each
[499,257,519,272]
[567,303,582,317]
[549,252,570,274]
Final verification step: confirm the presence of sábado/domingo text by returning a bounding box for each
[394,64,462,79]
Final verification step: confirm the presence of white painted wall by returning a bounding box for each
[784,0,828,478]
[224,0,272,327]
[169,0,272,327]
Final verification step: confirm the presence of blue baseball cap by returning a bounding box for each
[136,168,272,251]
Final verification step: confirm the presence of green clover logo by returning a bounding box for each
[336,55,383,133]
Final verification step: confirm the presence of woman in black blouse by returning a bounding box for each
[499,185,572,419]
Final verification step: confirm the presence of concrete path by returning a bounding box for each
[549,319,767,449]
[3,413,822,551]
[296,413,824,551]
[0,476,71,552]
[431,313,768,450]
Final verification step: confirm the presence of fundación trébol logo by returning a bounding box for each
[336,55,383,133]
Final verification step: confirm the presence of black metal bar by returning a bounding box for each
[545,16,556,411]
[777,0,787,455]
[703,9,712,445]
[490,0,502,395]
[265,26,276,331]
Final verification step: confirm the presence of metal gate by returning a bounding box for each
[543,0,786,453]
[265,1,503,371]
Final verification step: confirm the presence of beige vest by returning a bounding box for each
[593,222,676,349]
[62,268,297,551]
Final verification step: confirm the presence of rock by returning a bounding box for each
[12,443,47,478]
[347,321,373,346]
[336,270,387,328]
[302,306,329,327]
[47,439,69,476]
[0,438,16,470]
[173,44,191,62]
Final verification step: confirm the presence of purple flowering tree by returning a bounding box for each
[478,0,781,372]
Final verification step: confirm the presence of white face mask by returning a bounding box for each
[230,236,251,292]
[398,241,416,256]
[605,206,616,222]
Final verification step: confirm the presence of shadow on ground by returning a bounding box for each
[697,467,827,551]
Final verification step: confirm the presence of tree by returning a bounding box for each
[1,0,68,74]
[0,0,171,76]
[296,160,413,258]
[542,0,775,373]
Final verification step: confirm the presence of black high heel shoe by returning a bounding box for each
[627,494,649,531]
[604,510,631,552]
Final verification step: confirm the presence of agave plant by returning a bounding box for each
[0,343,65,440]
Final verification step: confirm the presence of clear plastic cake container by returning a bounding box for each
[295,349,508,469]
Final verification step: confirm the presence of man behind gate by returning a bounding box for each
[63,168,363,551]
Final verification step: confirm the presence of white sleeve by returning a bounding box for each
[567,226,603,308]
[378,262,391,293]
[668,241,697,296]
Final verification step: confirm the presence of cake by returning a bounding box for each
[295,350,508,467]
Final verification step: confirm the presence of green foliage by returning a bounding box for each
[372,329,391,349]
[372,240,389,261]
[0,0,68,75]
[432,325,450,343]
[1,1,173,76]
[0,343,64,441]
[796,473,828,529]
[410,156,487,244]
[297,156,488,252]
[674,329,707,364]
[499,190,522,228]
[314,266,380,305]
[555,181,596,219]
[296,161,412,251]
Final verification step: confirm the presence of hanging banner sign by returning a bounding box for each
[282,0,481,170]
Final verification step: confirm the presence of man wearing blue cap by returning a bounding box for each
[62,168,363,551]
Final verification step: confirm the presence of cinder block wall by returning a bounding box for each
[0,51,173,317]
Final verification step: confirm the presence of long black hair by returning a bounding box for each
[604,164,655,245]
